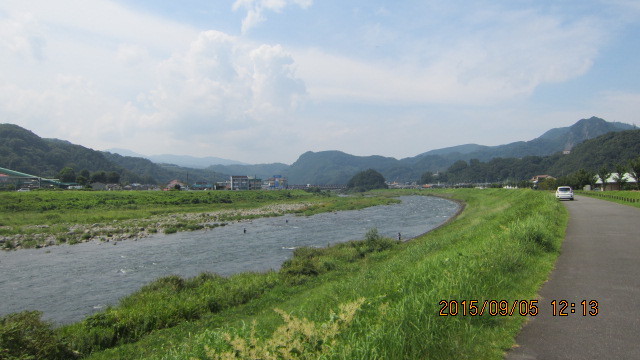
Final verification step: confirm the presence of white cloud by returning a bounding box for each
[116,44,151,67]
[232,0,313,33]
[144,31,306,134]
[0,0,635,164]
[0,12,46,60]
[294,8,603,106]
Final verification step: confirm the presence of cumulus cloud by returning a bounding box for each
[143,30,306,134]
[232,0,313,33]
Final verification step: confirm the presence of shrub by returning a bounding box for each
[0,311,77,360]
[364,228,396,252]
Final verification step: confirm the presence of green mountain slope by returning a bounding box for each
[409,116,636,163]
[0,124,120,178]
[285,150,416,185]
[0,124,226,185]
[441,129,640,184]
[548,129,640,175]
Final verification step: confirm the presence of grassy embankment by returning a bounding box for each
[17,188,568,360]
[0,190,396,249]
[576,190,640,208]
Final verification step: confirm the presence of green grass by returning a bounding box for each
[0,190,397,248]
[1,189,568,359]
[69,188,567,360]
[577,190,640,208]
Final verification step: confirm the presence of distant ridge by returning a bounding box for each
[106,149,247,168]
[285,117,637,184]
[2,117,637,185]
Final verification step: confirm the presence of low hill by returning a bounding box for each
[0,124,227,185]
[0,124,122,179]
[285,151,416,185]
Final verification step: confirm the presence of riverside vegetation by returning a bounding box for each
[0,188,568,359]
[0,190,396,249]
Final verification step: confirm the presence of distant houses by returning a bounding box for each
[530,175,555,184]
[163,175,288,191]
[594,173,638,191]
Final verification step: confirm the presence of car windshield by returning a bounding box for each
[557,187,571,192]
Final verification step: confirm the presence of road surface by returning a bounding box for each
[505,195,640,360]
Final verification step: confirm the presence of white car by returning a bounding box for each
[555,186,574,200]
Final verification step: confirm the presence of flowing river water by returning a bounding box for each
[0,195,459,324]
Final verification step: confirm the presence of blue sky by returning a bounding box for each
[1,0,639,164]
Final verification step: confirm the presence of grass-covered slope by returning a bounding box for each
[76,189,566,359]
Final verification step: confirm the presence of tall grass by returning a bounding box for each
[78,189,566,360]
[2,189,567,359]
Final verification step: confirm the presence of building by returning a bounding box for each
[165,179,187,190]
[595,173,638,191]
[229,176,262,190]
[191,181,214,190]
[265,175,288,189]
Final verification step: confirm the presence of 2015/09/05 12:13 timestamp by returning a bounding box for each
[551,300,599,316]
[438,300,599,317]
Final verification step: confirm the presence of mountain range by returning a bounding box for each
[106,148,247,168]
[0,116,637,185]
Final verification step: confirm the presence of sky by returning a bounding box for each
[1,0,639,164]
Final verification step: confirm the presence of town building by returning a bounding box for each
[595,173,638,191]
[229,176,262,190]
[265,175,288,189]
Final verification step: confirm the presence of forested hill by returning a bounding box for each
[285,117,636,184]
[402,117,636,165]
[441,129,640,184]
[0,124,226,184]
[0,124,120,178]
[285,151,415,185]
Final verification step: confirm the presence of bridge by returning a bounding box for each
[0,166,68,189]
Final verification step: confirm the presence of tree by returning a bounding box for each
[596,166,611,191]
[537,177,557,190]
[106,171,120,184]
[57,167,76,183]
[628,157,640,190]
[90,171,107,183]
[419,171,434,185]
[613,163,628,190]
[347,169,388,192]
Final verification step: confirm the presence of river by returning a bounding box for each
[0,195,459,324]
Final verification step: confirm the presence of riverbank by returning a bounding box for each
[0,195,454,327]
[0,190,397,250]
[0,188,568,359]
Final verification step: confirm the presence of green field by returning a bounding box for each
[577,190,640,208]
[1,189,568,359]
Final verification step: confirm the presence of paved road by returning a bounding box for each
[506,195,640,360]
